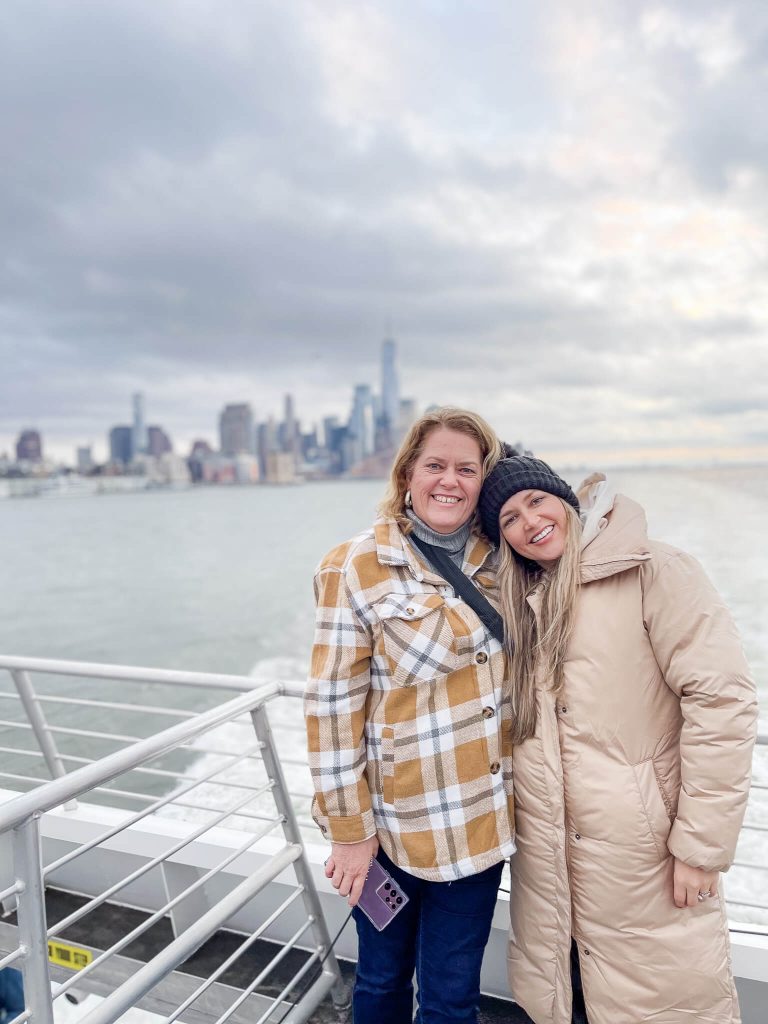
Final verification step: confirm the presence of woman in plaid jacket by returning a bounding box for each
[305,407,515,1024]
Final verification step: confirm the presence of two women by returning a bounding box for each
[306,411,757,1024]
[479,453,757,1024]
[305,408,513,1023]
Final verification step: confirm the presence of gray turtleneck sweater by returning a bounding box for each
[405,509,472,570]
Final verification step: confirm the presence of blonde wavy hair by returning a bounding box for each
[379,407,503,533]
[498,500,582,744]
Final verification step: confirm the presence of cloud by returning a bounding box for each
[2,0,767,463]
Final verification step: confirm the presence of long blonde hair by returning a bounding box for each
[498,501,582,744]
[379,407,503,532]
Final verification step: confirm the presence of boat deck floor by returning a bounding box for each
[20,889,530,1022]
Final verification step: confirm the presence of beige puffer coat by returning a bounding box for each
[508,486,757,1024]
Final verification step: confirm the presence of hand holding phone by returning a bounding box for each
[326,836,379,906]
[356,857,410,931]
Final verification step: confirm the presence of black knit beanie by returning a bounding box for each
[479,454,579,547]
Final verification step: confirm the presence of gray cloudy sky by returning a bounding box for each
[2,0,767,464]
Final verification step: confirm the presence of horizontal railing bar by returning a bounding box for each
[0,657,261,692]
[278,681,305,700]
[53,817,286,1002]
[252,937,320,1024]
[10,693,202,719]
[0,684,279,832]
[74,784,278,821]
[0,718,263,762]
[741,823,768,833]
[0,772,48,785]
[54,784,280,824]
[733,860,768,872]
[0,947,24,971]
[214,920,316,1024]
[51,752,266,789]
[48,782,277,939]
[44,740,264,876]
[4,1008,31,1024]
[75,843,303,1024]
[158,887,307,1024]
[0,880,21,902]
[0,748,264,793]
[727,899,768,910]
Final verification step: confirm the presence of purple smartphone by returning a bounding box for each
[356,857,410,931]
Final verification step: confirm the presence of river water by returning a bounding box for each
[0,468,766,923]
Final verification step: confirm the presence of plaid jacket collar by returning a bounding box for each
[373,518,494,583]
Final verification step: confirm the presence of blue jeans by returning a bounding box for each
[0,969,24,1023]
[352,849,504,1024]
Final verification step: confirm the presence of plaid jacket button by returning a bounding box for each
[405,606,415,615]
[490,761,500,774]
[482,706,495,719]
[475,652,488,664]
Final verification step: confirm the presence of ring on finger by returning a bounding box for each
[697,890,712,901]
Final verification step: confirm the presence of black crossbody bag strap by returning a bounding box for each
[409,535,507,649]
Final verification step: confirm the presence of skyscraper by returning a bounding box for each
[349,384,375,464]
[132,392,148,457]
[109,426,133,465]
[219,403,254,456]
[381,337,400,441]
[16,429,42,462]
[281,393,300,458]
[147,426,172,457]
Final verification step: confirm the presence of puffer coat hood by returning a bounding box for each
[507,484,758,1024]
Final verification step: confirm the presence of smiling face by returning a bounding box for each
[499,489,569,567]
[407,427,483,534]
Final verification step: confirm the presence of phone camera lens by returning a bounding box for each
[396,897,402,904]
[384,882,391,890]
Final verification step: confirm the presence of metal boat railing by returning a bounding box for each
[0,657,349,1024]
[0,656,766,1023]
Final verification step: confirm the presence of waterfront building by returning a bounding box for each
[132,392,148,456]
[265,450,297,484]
[16,429,42,462]
[233,454,260,484]
[109,426,133,466]
[280,393,300,460]
[187,440,213,483]
[348,384,375,465]
[147,426,172,458]
[256,417,279,479]
[219,403,254,456]
[76,447,94,474]
[133,452,191,487]
[398,398,417,436]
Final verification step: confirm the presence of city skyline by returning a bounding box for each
[2,2,767,467]
[3,337,415,476]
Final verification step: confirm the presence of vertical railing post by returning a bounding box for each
[250,703,350,1015]
[10,670,77,810]
[13,814,55,1024]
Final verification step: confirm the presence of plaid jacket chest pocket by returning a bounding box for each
[373,593,459,688]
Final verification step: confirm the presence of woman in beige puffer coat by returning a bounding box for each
[478,456,758,1024]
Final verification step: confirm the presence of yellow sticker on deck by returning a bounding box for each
[47,940,92,970]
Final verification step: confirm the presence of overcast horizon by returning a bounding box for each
[3,1,767,467]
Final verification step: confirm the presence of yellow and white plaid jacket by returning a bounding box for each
[305,518,515,881]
